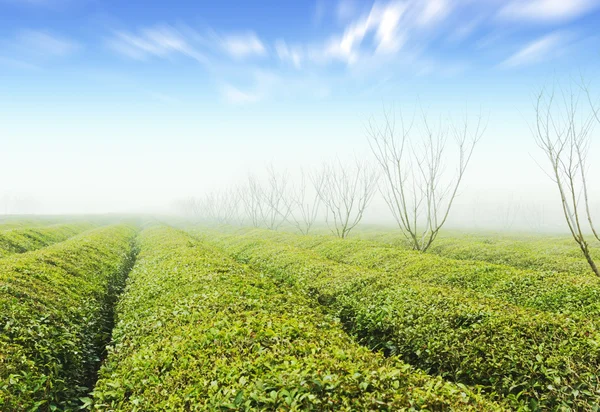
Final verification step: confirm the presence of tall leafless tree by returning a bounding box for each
[238,166,292,230]
[175,197,202,219]
[205,189,240,224]
[533,84,599,276]
[259,164,292,230]
[367,106,486,251]
[525,203,546,232]
[314,158,379,238]
[582,78,600,243]
[287,169,323,235]
[239,175,264,228]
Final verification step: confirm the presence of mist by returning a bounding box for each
[1,0,600,235]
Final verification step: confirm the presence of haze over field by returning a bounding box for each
[1,0,600,231]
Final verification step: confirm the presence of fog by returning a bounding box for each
[2,0,600,234]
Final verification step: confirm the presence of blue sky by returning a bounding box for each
[1,0,600,214]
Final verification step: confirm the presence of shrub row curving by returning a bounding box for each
[353,229,600,275]
[92,226,498,411]
[230,228,600,319]
[0,222,97,258]
[197,229,600,410]
[0,224,137,411]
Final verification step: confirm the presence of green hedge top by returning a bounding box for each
[93,226,499,411]
[0,224,137,411]
[225,228,600,319]
[199,230,600,411]
[0,222,97,258]
[353,229,600,275]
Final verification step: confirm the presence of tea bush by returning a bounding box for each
[0,222,96,258]
[93,226,498,411]
[227,229,600,318]
[0,225,137,411]
[354,229,600,275]
[198,230,600,410]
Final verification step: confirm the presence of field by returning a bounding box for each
[1,217,600,411]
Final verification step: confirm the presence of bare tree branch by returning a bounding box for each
[314,158,379,238]
[533,82,599,276]
[367,105,486,251]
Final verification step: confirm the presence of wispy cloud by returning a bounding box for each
[0,29,78,70]
[332,2,406,63]
[97,0,598,105]
[146,91,181,105]
[498,0,600,23]
[108,26,267,63]
[221,84,261,104]
[0,56,41,70]
[275,40,302,68]
[499,32,570,68]
[108,25,207,63]
[218,32,267,59]
[17,29,79,57]
[311,0,454,66]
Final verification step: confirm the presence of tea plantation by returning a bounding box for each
[1,219,599,410]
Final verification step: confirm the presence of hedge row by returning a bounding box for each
[353,229,600,275]
[93,226,498,411]
[0,222,97,258]
[0,219,56,231]
[197,230,600,410]
[231,228,600,319]
[0,225,138,411]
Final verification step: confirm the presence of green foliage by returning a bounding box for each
[198,229,600,410]
[93,227,497,411]
[0,225,137,411]
[227,229,600,318]
[0,223,96,258]
[354,229,600,275]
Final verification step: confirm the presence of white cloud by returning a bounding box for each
[275,40,302,68]
[17,30,79,56]
[0,56,40,70]
[321,2,404,64]
[146,91,181,105]
[108,25,207,64]
[221,84,261,104]
[500,32,569,68]
[220,32,267,59]
[498,0,600,22]
[418,0,451,26]
[317,0,455,65]
[336,0,359,21]
[375,3,407,53]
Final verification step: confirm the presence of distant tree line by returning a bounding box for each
[179,82,600,276]
[179,106,486,243]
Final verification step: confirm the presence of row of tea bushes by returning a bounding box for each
[0,219,57,231]
[198,230,600,411]
[92,226,498,411]
[0,222,97,258]
[353,228,600,275]
[0,225,138,411]
[233,229,600,318]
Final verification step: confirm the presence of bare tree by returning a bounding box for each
[582,78,600,243]
[175,197,202,219]
[239,175,263,228]
[498,194,521,231]
[203,189,240,224]
[238,166,292,230]
[287,169,323,235]
[525,203,546,232]
[314,158,379,238]
[367,106,485,251]
[532,84,599,276]
[259,164,292,230]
